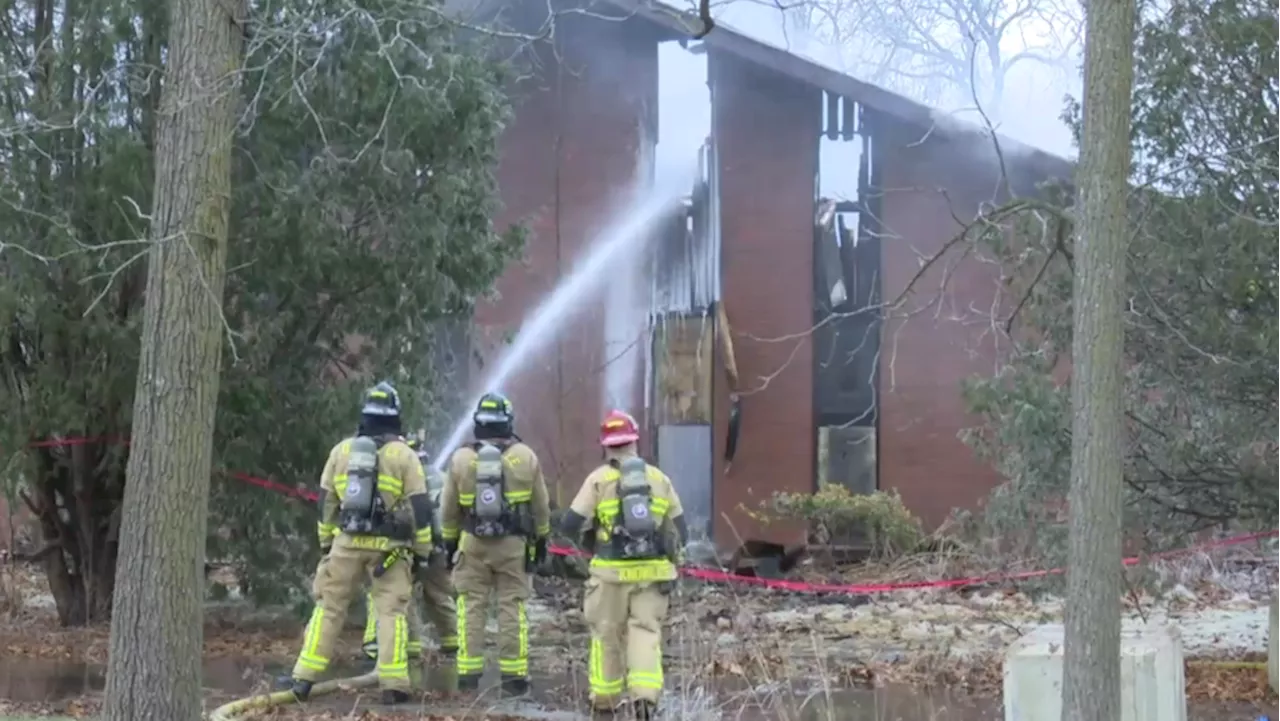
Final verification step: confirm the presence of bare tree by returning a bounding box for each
[1059,0,1137,719]
[101,0,245,716]
[796,0,1081,112]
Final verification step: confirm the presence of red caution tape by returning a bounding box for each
[19,436,1280,596]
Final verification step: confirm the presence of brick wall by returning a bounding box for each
[479,17,659,504]
[484,14,1043,540]
[709,51,819,548]
[872,115,1009,529]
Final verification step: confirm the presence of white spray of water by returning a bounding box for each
[430,173,694,471]
[601,140,658,416]
[601,249,646,415]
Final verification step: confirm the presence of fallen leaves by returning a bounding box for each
[0,696,101,718]
[0,622,334,663]
[1185,660,1275,704]
[870,651,1279,706]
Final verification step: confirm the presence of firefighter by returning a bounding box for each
[439,392,551,695]
[362,438,459,662]
[559,410,689,719]
[284,381,436,705]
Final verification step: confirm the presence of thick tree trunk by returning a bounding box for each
[1060,2,1137,721]
[101,0,244,716]
[26,444,122,626]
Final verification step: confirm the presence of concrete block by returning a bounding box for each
[1003,623,1186,721]
[1268,590,1277,692]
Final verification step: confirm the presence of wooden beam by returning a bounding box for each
[716,301,740,394]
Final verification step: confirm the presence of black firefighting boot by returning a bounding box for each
[630,699,657,721]
[589,702,617,717]
[457,673,482,692]
[273,674,294,690]
[290,679,314,702]
[360,644,378,672]
[500,674,531,697]
[381,688,412,705]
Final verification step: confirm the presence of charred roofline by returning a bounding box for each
[447,0,1074,182]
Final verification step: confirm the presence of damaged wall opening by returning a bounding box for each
[648,39,715,540]
[814,91,881,499]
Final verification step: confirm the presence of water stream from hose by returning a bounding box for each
[430,174,693,471]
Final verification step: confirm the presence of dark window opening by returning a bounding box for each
[814,93,882,497]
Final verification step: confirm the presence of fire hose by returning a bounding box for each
[207,672,378,721]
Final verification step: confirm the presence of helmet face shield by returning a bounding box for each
[473,392,515,435]
[473,409,510,425]
[361,381,401,417]
[361,401,399,416]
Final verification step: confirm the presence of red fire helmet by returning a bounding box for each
[599,410,640,447]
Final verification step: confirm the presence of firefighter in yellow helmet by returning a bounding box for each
[440,392,551,695]
[362,438,459,663]
[284,381,436,705]
[559,410,688,719]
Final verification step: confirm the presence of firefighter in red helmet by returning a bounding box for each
[559,410,689,719]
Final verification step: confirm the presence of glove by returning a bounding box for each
[443,540,458,570]
[320,544,332,557]
[525,537,547,573]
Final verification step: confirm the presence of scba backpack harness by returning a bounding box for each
[610,456,662,560]
[470,441,518,538]
[337,435,411,540]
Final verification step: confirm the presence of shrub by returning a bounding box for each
[763,485,926,559]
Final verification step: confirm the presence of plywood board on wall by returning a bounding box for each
[653,315,714,424]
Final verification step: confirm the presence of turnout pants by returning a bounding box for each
[363,563,458,658]
[452,535,530,680]
[293,544,413,691]
[583,576,670,707]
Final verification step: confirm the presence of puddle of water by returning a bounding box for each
[0,660,101,705]
[447,676,998,721]
[1,657,1269,721]
[784,687,998,721]
[0,657,264,703]
[738,690,1271,721]
[663,684,999,721]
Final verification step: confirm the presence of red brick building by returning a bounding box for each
[445,1,1072,550]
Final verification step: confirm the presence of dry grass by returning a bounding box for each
[811,543,1036,589]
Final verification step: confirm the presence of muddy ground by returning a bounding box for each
[0,546,1276,720]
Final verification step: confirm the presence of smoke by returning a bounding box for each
[597,39,713,417]
[601,149,651,416]
[657,0,1082,160]
[601,245,646,415]
[655,43,711,188]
